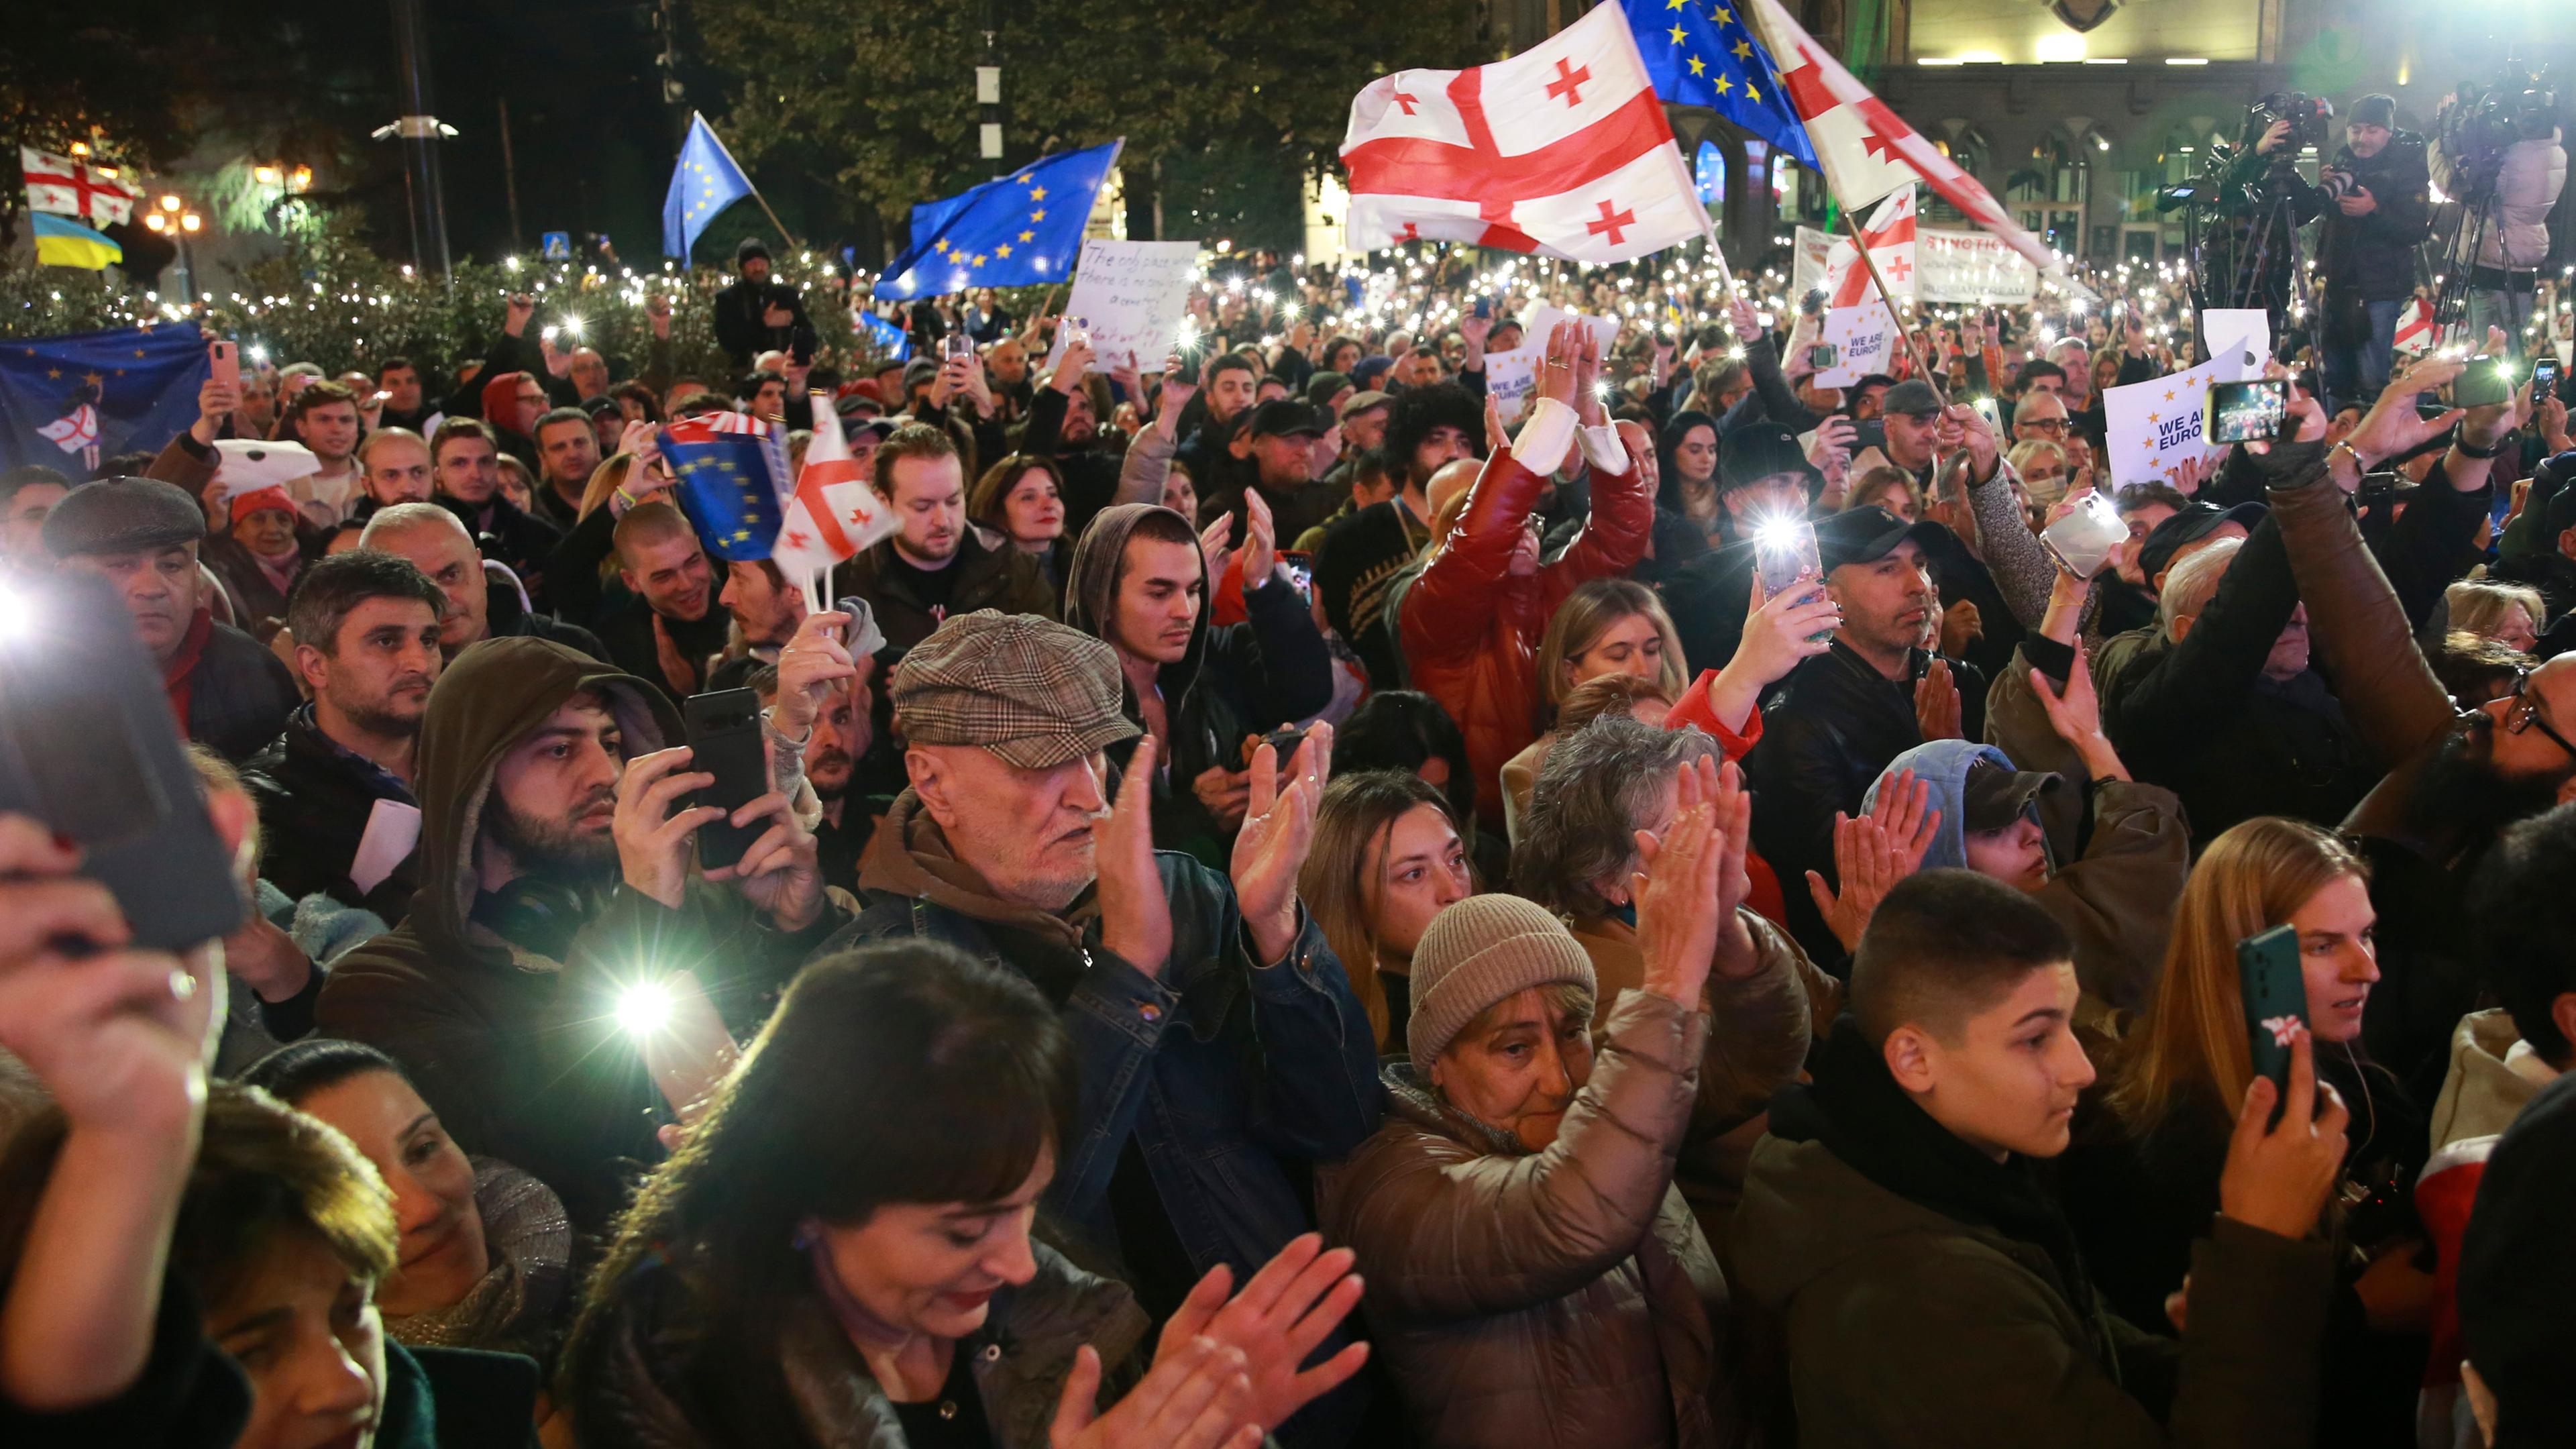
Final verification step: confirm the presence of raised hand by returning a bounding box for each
[1631,795,1721,1008]
[635,968,740,1132]
[1534,321,1578,410]
[1805,810,1907,953]
[706,790,824,931]
[1159,352,1199,422]
[1571,321,1607,427]
[612,747,726,910]
[2348,359,2467,468]
[1052,333,1097,395]
[1197,511,1234,590]
[1728,296,1763,345]
[2032,645,2129,781]
[1232,723,1333,965]
[1239,489,1278,591]
[2217,1023,2351,1241]
[770,609,859,743]
[1158,1234,1370,1433]
[1097,739,1173,979]
[1914,657,1963,741]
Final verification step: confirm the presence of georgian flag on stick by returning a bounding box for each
[1741,0,2096,303]
[1338,3,1707,266]
[771,393,896,611]
[1823,185,1916,307]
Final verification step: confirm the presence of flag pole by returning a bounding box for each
[750,191,804,254]
[1843,205,1943,409]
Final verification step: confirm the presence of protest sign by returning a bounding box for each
[1792,225,1835,299]
[1519,303,1621,359]
[1917,229,2039,304]
[2104,342,2262,488]
[1816,300,1900,388]
[2202,309,2271,366]
[1049,239,1201,370]
[1483,344,1544,423]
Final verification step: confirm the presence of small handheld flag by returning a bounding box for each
[662,114,757,261]
[772,394,897,609]
[660,412,789,562]
[873,141,1124,301]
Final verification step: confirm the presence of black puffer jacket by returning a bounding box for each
[2310,134,2433,302]
[240,706,421,920]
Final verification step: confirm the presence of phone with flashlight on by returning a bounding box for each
[1754,519,1835,643]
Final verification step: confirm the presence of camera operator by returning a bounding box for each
[2432,87,2567,355]
[2308,96,2434,413]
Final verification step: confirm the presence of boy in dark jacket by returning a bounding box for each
[1735,869,2351,1448]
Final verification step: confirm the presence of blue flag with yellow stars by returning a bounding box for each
[872,140,1124,301]
[659,413,789,562]
[663,113,757,261]
[0,324,209,474]
[1619,0,1817,169]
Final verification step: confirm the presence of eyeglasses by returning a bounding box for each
[2021,418,2070,435]
[2504,666,2576,759]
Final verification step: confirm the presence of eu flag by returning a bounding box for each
[0,325,209,475]
[660,414,789,562]
[663,113,757,261]
[859,311,911,362]
[1620,0,1817,169]
[872,140,1124,301]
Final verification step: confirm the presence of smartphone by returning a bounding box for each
[2237,923,2308,1092]
[681,688,770,872]
[1753,518,1824,595]
[209,340,239,395]
[1850,417,1888,456]
[1472,295,1492,321]
[2040,490,2127,580]
[1809,342,1841,369]
[2534,356,2563,397]
[2453,356,2512,409]
[2206,379,2287,443]
[1245,727,1309,768]
[0,572,246,951]
[1970,396,2003,433]
[1279,552,1314,604]
[941,333,975,364]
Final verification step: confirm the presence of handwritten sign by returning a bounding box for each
[1816,301,1899,388]
[1049,239,1201,371]
[1792,225,1835,299]
[1483,344,1544,423]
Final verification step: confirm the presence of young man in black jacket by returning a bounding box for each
[548,500,733,700]
[241,550,447,919]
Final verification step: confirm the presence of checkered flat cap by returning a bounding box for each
[892,610,1140,769]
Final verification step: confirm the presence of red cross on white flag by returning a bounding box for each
[1337,2,1707,266]
[771,393,897,588]
[1823,185,1917,307]
[1740,0,2095,303]
[20,146,142,227]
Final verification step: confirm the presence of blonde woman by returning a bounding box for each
[1299,771,1477,1055]
[2445,579,2544,654]
[2061,816,2428,1444]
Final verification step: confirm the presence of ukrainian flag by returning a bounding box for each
[33,214,121,270]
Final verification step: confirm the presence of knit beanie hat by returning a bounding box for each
[1407,894,1597,1073]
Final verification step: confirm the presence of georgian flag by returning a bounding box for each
[20,146,141,227]
[1338,3,1706,266]
[770,393,895,584]
[1823,185,1917,307]
[1740,0,2095,303]
[2393,298,2442,354]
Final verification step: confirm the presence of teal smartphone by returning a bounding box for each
[2237,923,2307,1089]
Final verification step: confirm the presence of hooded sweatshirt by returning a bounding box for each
[315,637,839,1233]
[1865,738,2186,1028]
[1063,503,1336,867]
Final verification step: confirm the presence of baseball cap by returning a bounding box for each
[41,476,207,559]
[1880,380,1944,418]
[2137,500,2265,586]
[1961,758,2062,835]
[1814,504,1944,573]
[1304,371,1352,409]
[1719,421,1821,492]
[889,610,1140,769]
[1248,398,1325,440]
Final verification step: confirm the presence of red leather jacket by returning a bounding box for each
[1400,409,1653,823]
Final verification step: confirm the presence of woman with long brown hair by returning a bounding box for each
[1500,580,1690,841]
[1299,771,1477,1056]
[2061,816,2429,1447]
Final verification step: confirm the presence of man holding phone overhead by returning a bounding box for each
[316,635,841,1234]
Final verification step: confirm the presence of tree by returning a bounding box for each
[679,0,1487,252]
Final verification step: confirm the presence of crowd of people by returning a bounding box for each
[5,106,2576,1448]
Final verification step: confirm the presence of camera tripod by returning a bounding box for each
[2175,166,2324,370]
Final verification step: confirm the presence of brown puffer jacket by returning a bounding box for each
[1317,988,1725,1449]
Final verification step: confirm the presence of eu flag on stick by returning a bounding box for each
[663,113,757,261]
[1619,0,1817,169]
[873,140,1124,301]
[660,413,789,562]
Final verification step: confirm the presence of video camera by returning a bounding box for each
[2435,60,2558,198]
[2250,93,2337,155]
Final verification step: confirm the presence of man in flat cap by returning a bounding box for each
[820,608,1381,1447]
[42,474,299,761]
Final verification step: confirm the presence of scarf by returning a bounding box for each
[1771,1015,2101,1331]
[161,606,215,737]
